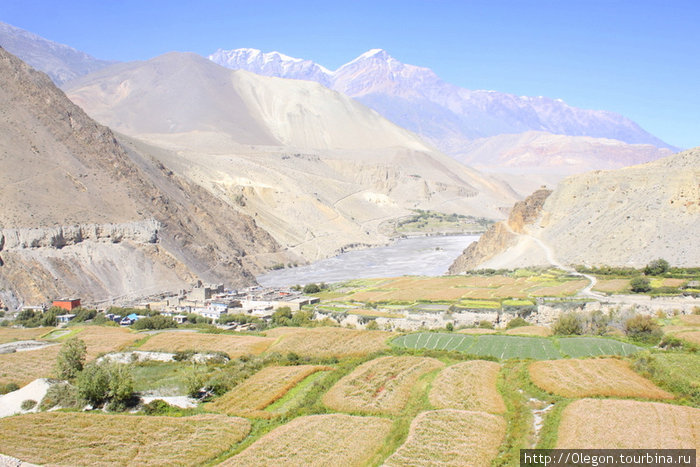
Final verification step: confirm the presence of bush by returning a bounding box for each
[506,317,529,329]
[20,399,37,410]
[630,276,651,293]
[131,314,178,330]
[40,382,85,410]
[445,322,454,332]
[76,362,134,408]
[644,258,670,276]
[552,312,584,335]
[624,314,662,343]
[0,382,19,395]
[55,337,87,380]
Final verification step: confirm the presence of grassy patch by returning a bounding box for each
[130,361,191,395]
[265,370,329,415]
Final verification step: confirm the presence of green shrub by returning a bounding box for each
[303,283,321,294]
[131,314,178,330]
[55,337,87,380]
[478,320,494,329]
[506,317,529,329]
[0,382,19,395]
[40,382,84,410]
[76,362,134,408]
[173,350,196,362]
[20,399,37,410]
[630,276,651,293]
[644,258,670,276]
[624,314,662,343]
[552,312,584,335]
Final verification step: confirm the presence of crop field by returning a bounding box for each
[264,326,393,358]
[529,358,673,399]
[679,315,700,326]
[384,409,506,467]
[429,361,505,413]
[592,279,630,293]
[393,333,561,360]
[209,365,329,417]
[334,273,586,303]
[503,325,552,337]
[0,412,251,466]
[139,331,274,357]
[222,414,392,467]
[556,399,700,449]
[458,328,497,334]
[0,327,52,344]
[675,330,700,345]
[393,333,643,360]
[557,337,642,358]
[323,356,444,414]
[0,344,60,386]
[265,370,330,415]
[71,326,142,358]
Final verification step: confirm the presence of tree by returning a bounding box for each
[644,258,670,276]
[624,314,662,343]
[76,363,110,405]
[106,364,134,408]
[55,337,87,379]
[303,283,321,294]
[630,276,651,293]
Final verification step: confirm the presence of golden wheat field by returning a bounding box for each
[675,331,700,345]
[0,345,60,386]
[429,361,505,413]
[221,414,392,467]
[264,326,393,358]
[592,279,630,293]
[0,412,251,466]
[323,356,444,414]
[71,326,142,358]
[504,325,552,337]
[0,327,53,344]
[209,365,329,417]
[139,330,273,357]
[384,409,506,467]
[557,399,700,450]
[529,358,673,399]
[457,328,497,334]
[679,315,700,326]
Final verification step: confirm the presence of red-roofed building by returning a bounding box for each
[52,298,81,311]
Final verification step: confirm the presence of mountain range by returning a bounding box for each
[64,52,518,262]
[209,48,674,151]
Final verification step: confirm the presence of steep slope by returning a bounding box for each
[449,148,700,271]
[0,47,282,308]
[65,52,518,261]
[0,21,112,85]
[209,48,673,152]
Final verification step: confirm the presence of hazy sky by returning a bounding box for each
[2,0,699,149]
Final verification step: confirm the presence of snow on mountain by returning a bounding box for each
[208,47,673,152]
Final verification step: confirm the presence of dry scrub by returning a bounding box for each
[529,358,673,399]
[384,409,506,467]
[222,414,392,466]
[429,361,505,413]
[0,345,59,386]
[557,399,700,449]
[209,365,329,417]
[265,326,392,358]
[323,356,443,414]
[140,331,273,357]
[0,412,250,466]
[504,325,552,337]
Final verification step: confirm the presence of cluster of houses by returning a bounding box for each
[43,283,320,329]
[143,283,319,325]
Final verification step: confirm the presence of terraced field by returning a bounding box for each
[557,399,700,449]
[0,345,60,387]
[393,332,642,360]
[264,327,393,358]
[0,327,52,344]
[0,412,251,466]
[139,331,274,357]
[222,414,392,466]
[384,410,506,467]
[323,356,444,414]
[209,365,329,418]
[529,358,673,399]
[429,361,505,413]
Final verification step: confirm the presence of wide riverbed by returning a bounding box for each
[257,235,479,287]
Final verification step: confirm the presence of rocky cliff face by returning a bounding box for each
[450,148,700,271]
[0,47,286,308]
[449,189,552,273]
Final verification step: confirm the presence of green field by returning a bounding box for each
[392,333,642,360]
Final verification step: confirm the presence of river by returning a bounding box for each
[256,234,479,287]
